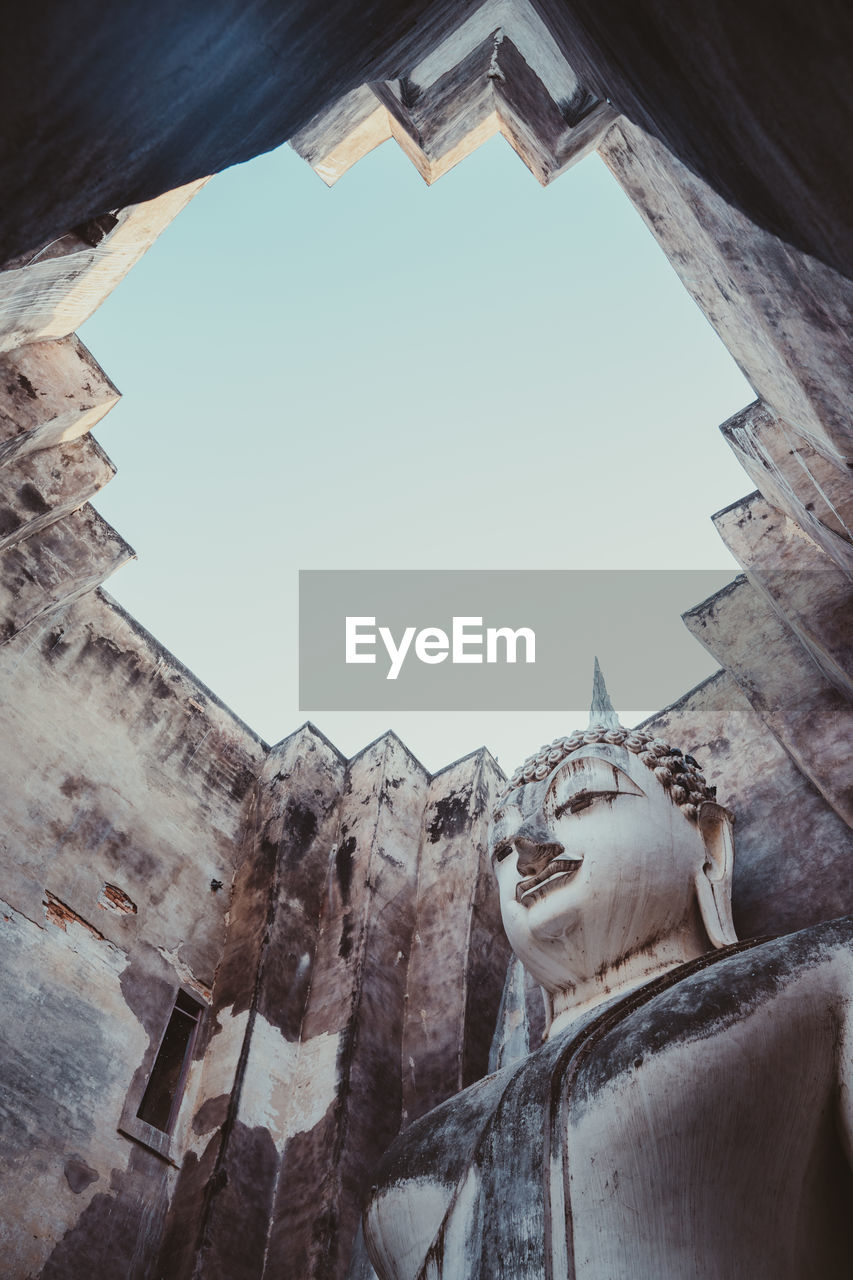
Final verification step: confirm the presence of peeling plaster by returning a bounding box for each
[239,1015,341,1150]
[41,891,128,974]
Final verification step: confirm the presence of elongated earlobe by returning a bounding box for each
[695,801,738,947]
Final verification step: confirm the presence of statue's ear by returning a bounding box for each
[695,801,738,947]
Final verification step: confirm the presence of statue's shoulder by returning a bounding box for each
[698,914,853,1015]
[568,916,853,1099]
[739,914,853,975]
[665,913,853,1005]
[661,913,853,1016]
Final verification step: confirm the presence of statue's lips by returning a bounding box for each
[517,857,582,905]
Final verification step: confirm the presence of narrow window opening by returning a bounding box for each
[136,989,202,1134]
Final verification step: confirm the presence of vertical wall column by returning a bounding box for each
[158,723,346,1280]
[401,748,509,1127]
[269,731,429,1280]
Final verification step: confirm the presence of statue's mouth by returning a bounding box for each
[517,857,582,906]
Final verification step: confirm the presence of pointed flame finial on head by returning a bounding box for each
[588,656,620,730]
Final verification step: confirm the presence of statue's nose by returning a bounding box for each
[513,818,565,876]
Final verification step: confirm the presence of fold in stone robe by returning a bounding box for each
[365,918,853,1280]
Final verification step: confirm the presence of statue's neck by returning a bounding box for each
[545,932,710,1041]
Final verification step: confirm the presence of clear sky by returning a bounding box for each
[81,132,753,773]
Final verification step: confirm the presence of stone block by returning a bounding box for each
[0,503,134,644]
[712,490,853,700]
[721,400,853,573]
[0,434,116,552]
[0,335,119,467]
[0,587,265,983]
[683,575,853,829]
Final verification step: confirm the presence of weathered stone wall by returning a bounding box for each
[181,733,508,1280]
[1,11,852,1277]
[0,584,511,1279]
[0,187,206,648]
[0,588,266,1277]
[640,446,853,943]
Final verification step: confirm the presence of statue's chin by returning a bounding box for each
[502,883,584,980]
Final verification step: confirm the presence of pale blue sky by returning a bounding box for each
[82,134,753,772]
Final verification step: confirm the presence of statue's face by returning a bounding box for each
[489,742,709,992]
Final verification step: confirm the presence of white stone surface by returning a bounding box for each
[239,1014,341,1149]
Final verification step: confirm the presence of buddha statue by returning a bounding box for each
[362,663,853,1279]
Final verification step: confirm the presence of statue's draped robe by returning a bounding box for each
[366,919,853,1280]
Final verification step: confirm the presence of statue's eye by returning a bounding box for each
[546,760,644,819]
[553,789,614,818]
[492,840,515,864]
